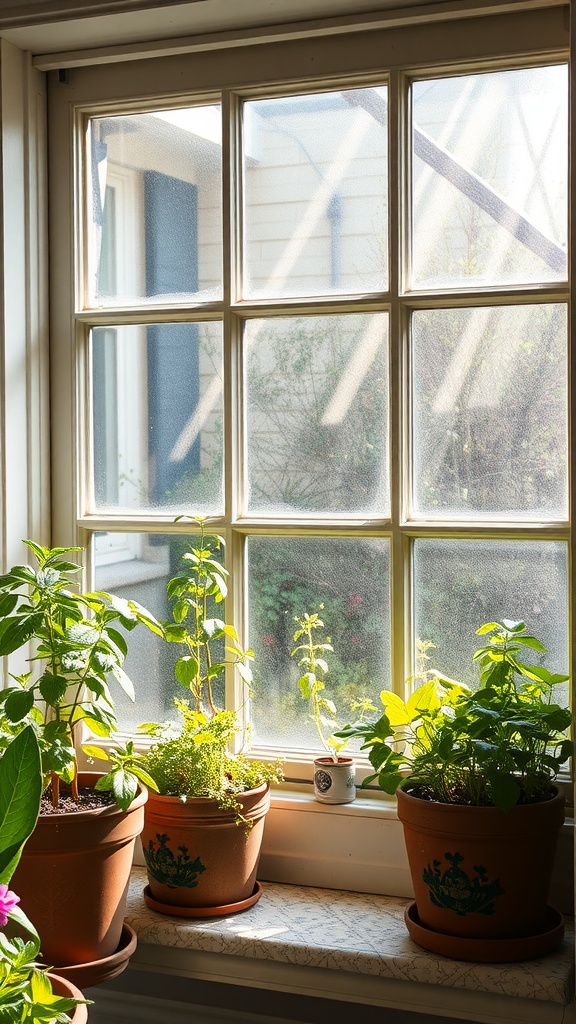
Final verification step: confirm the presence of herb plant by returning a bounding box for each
[337,619,573,812]
[139,519,283,820]
[0,540,163,810]
[291,608,346,762]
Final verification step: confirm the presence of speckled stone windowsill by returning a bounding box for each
[124,867,574,1010]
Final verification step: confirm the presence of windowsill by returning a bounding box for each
[123,866,574,1024]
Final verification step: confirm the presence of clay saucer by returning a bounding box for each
[143,880,263,918]
[46,922,137,989]
[404,902,564,963]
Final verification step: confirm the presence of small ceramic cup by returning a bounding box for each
[313,756,356,804]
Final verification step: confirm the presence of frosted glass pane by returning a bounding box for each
[88,106,222,305]
[245,313,389,515]
[413,539,568,703]
[411,304,567,520]
[412,66,567,288]
[243,88,388,298]
[248,535,390,750]
[92,322,223,513]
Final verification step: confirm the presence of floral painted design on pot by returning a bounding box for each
[313,756,356,804]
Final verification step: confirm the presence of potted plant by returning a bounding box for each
[138,517,283,917]
[0,725,90,1021]
[291,608,358,804]
[337,619,573,962]
[0,539,163,980]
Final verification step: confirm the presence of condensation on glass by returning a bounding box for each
[87,105,223,306]
[245,312,389,516]
[94,531,224,729]
[247,535,391,749]
[411,65,567,289]
[242,87,388,298]
[410,304,568,520]
[91,322,223,513]
[413,538,569,704]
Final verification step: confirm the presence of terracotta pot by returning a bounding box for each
[142,783,270,913]
[313,756,356,804]
[397,785,564,941]
[49,973,89,1024]
[12,772,147,969]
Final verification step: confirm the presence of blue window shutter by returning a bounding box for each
[145,171,200,504]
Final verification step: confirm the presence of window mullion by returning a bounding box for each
[389,68,410,697]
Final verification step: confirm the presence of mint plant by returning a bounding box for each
[0,540,163,809]
[139,518,283,820]
[337,619,573,811]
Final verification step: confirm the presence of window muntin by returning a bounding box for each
[75,50,569,761]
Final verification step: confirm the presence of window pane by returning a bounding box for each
[94,532,223,729]
[243,87,388,298]
[245,313,389,515]
[413,539,568,702]
[412,65,567,288]
[411,304,567,520]
[88,105,222,305]
[248,535,390,749]
[91,322,223,513]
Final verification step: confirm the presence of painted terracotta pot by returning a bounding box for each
[12,773,147,971]
[142,783,270,913]
[397,785,564,942]
[313,756,356,804]
[49,972,89,1023]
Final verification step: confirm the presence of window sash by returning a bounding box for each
[47,7,570,774]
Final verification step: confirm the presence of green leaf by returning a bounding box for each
[0,614,44,656]
[4,689,34,723]
[489,773,521,812]
[298,672,315,699]
[128,765,159,792]
[128,600,164,637]
[111,769,137,811]
[66,622,99,646]
[0,727,42,884]
[38,673,68,707]
[379,690,410,727]
[513,635,547,652]
[81,745,110,760]
[175,655,200,687]
[0,594,18,618]
[104,626,128,658]
[237,662,253,684]
[111,664,135,702]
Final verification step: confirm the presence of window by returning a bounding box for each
[48,8,570,782]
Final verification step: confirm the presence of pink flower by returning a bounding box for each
[0,884,20,926]
[262,635,275,647]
